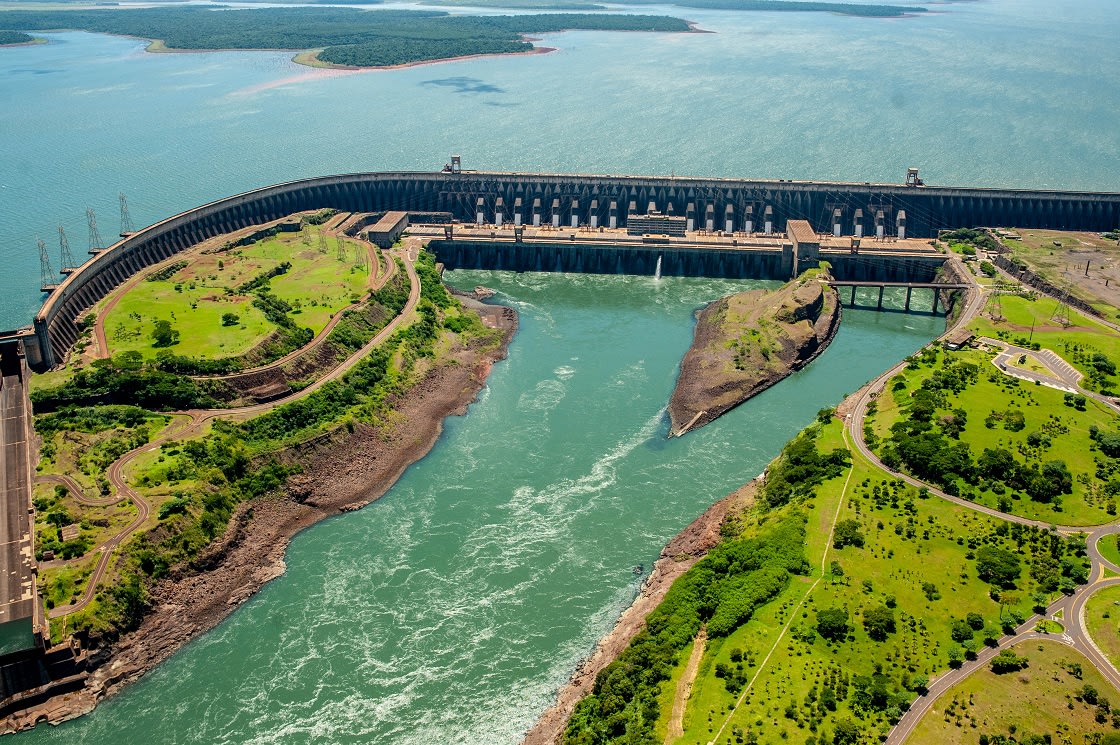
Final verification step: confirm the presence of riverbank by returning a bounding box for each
[522,479,756,745]
[2,299,518,733]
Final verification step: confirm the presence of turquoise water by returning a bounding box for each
[1,0,1118,325]
[0,0,1115,740]
[20,273,941,743]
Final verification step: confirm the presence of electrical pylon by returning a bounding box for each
[87,208,105,254]
[318,229,329,254]
[1049,273,1073,327]
[59,225,78,273]
[38,239,58,291]
[119,192,134,235]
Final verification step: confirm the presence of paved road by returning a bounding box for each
[839,256,1120,741]
[47,247,420,619]
[0,360,36,632]
[979,335,1120,414]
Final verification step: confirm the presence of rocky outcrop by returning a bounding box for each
[668,273,841,435]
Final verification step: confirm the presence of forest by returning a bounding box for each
[0,30,34,45]
[0,7,690,67]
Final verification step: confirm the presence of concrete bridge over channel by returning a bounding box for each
[3,166,1118,370]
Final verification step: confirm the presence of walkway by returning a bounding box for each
[45,247,420,619]
[833,256,1120,741]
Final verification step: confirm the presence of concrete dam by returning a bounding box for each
[11,167,1120,369]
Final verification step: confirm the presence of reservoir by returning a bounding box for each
[0,0,1116,740]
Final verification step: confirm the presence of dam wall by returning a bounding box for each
[428,240,787,279]
[26,170,1120,368]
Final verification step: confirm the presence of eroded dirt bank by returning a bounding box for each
[522,481,756,745]
[6,301,517,732]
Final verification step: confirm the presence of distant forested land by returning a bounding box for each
[0,30,35,45]
[608,0,924,15]
[415,0,925,16]
[0,7,690,66]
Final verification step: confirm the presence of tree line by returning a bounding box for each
[0,7,690,67]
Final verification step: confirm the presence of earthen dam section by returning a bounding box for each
[11,168,1120,370]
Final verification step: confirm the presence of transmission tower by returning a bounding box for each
[1049,273,1073,327]
[38,239,58,292]
[352,243,367,270]
[336,236,346,262]
[58,225,78,274]
[119,192,134,235]
[87,208,105,254]
[985,281,1005,321]
[318,228,329,254]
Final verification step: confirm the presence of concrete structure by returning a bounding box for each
[365,211,409,249]
[626,212,687,237]
[0,341,37,656]
[5,167,1119,369]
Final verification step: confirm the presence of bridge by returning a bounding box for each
[827,279,973,313]
[4,166,1119,370]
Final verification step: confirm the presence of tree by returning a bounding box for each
[978,447,1015,481]
[833,718,860,745]
[816,608,849,642]
[976,545,1021,588]
[966,612,985,630]
[151,319,180,348]
[862,605,896,641]
[990,649,1029,673]
[832,519,865,549]
[950,618,974,643]
[221,312,240,327]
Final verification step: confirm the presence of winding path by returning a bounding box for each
[829,256,1120,742]
[43,247,420,619]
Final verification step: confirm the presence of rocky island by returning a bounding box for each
[668,270,840,435]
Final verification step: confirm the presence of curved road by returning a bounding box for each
[834,255,1120,741]
[46,247,419,619]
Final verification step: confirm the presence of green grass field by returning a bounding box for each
[969,293,1120,385]
[103,226,370,361]
[1086,584,1120,673]
[905,640,1118,743]
[867,346,1119,525]
[1100,535,1120,571]
[661,422,1078,745]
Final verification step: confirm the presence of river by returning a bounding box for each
[0,0,1116,742]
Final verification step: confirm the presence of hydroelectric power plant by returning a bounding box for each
[0,161,1115,721]
[4,164,1119,373]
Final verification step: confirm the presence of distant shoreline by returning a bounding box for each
[0,36,46,48]
[291,43,557,71]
